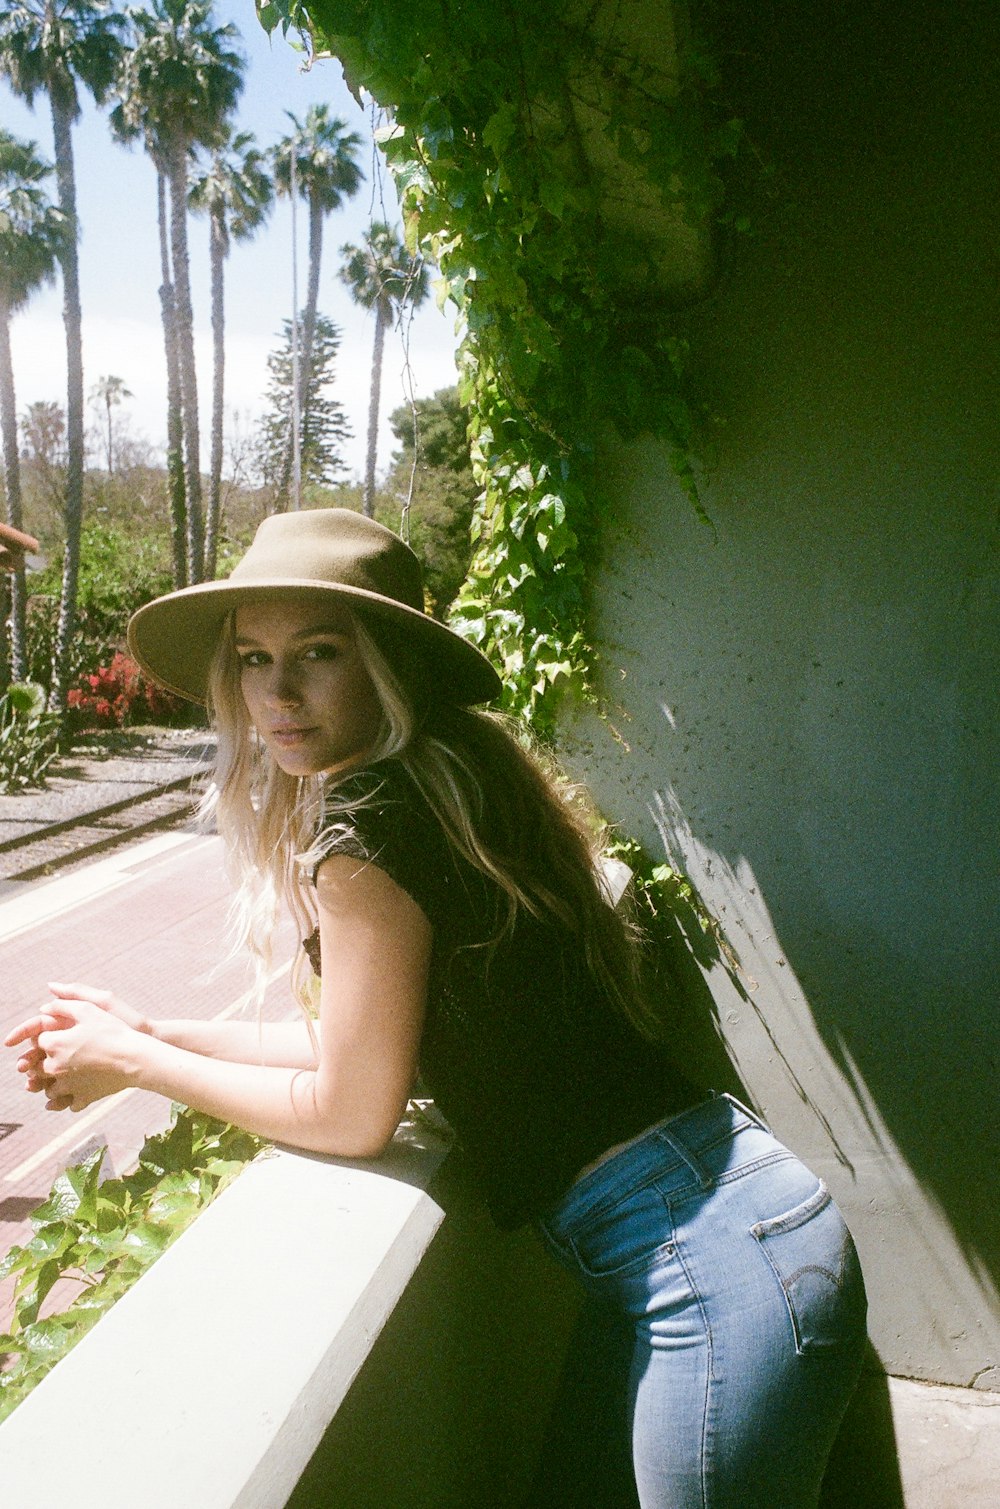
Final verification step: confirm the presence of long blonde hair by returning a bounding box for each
[202,604,658,1034]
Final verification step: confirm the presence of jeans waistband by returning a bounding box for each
[544,1093,773,1233]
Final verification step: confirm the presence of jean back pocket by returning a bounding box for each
[751,1182,867,1355]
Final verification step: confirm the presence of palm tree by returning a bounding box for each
[89,372,132,476]
[152,153,187,588]
[189,125,272,576]
[339,223,430,518]
[0,129,65,687]
[0,0,127,712]
[113,0,244,583]
[272,104,363,508]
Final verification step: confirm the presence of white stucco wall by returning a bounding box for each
[561,0,999,1389]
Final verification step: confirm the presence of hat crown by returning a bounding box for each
[230,509,424,612]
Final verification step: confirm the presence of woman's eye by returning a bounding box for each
[238,650,269,669]
[303,643,340,661]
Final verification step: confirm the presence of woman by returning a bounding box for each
[6,508,866,1506]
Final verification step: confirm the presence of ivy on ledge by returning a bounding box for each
[260,0,738,736]
[0,1110,267,1421]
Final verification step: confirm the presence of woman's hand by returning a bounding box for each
[5,986,148,1113]
[48,981,152,1036]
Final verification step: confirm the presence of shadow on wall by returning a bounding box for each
[562,0,999,1403]
[703,0,1000,1345]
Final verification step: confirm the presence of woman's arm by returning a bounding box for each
[148,1016,320,1069]
[34,984,320,1069]
[6,855,432,1159]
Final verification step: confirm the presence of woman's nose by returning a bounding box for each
[262,660,301,705]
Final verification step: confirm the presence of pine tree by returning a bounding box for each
[381,388,477,617]
[256,314,351,499]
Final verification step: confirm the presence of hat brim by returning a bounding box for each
[126,578,502,707]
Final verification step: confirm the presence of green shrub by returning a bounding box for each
[0,681,61,794]
[23,595,89,701]
[26,523,174,695]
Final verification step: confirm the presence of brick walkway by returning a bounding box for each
[0,827,299,1332]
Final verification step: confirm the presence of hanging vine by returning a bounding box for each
[259,0,741,736]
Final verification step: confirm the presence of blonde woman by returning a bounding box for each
[6,510,866,1507]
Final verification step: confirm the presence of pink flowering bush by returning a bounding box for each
[67,652,186,729]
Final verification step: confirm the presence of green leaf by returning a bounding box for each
[63,1148,105,1227]
[0,1244,31,1281]
[538,179,568,219]
[481,104,517,159]
[5,681,46,718]
[31,1173,84,1226]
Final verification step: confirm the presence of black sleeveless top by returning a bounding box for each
[313,759,701,1228]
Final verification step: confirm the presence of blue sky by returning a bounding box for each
[0,1,462,482]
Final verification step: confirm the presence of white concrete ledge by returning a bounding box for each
[0,1122,451,1509]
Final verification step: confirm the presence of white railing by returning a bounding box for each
[0,1115,580,1509]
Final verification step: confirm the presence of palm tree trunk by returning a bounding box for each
[166,133,204,582]
[0,299,27,685]
[204,206,225,579]
[300,195,322,413]
[276,194,323,509]
[48,85,85,716]
[0,571,9,695]
[363,297,387,518]
[157,168,187,589]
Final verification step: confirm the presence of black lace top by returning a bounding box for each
[311,759,701,1228]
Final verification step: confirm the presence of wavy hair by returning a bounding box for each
[202,605,658,1035]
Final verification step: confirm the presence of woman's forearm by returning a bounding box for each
[148,1016,319,1069]
[10,858,429,1158]
[133,1033,392,1157]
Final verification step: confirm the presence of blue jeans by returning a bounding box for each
[535,1094,868,1508]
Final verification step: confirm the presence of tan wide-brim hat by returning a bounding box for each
[126,508,501,706]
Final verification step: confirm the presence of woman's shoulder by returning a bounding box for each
[314,757,462,926]
[317,758,441,857]
[322,757,419,819]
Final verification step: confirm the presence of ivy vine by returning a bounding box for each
[260,0,742,943]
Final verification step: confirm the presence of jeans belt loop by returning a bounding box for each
[656,1128,714,1192]
[721,1091,772,1134]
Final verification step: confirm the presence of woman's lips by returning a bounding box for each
[270,726,314,746]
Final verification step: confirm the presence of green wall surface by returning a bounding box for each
[562,0,999,1389]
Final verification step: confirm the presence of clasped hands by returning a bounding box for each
[4,983,148,1113]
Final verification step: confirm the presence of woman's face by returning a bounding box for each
[234,597,384,777]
